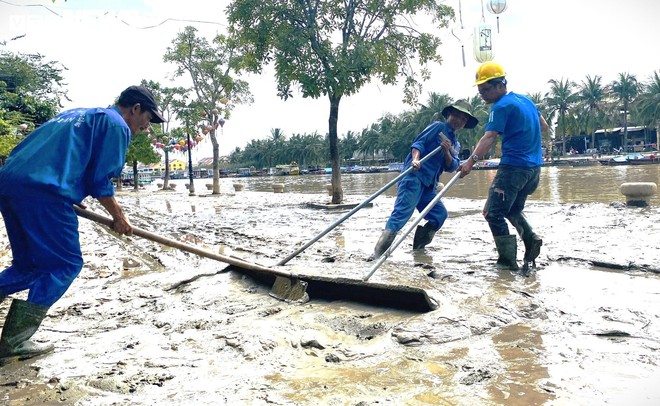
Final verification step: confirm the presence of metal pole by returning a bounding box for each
[276,142,447,266]
[363,171,462,282]
[186,131,195,196]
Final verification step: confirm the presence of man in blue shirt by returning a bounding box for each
[369,100,478,260]
[0,85,164,364]
[458,62,551,274]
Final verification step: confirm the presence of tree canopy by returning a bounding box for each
[164,26,252,194]
[228,0,454,203]
[0,50,68,158]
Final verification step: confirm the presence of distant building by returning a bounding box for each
[347,150,395,165]
[560,126,657,154]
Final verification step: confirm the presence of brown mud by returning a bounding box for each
[1,177,659,405]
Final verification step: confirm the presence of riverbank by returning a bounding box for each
[1,185,659,405]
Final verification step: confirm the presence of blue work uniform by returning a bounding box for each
[482,92,543,236]
[385,121,460,232]
[0,106,131,307]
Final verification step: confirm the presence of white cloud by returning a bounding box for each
[1,0,658,158]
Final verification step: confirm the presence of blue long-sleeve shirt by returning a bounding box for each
[402,121,460,188]
[0,106,131,203]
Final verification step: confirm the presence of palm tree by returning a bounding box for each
[358,125,381,164]
[610,72,640,149]
[340,130,359,162]
[305,132,326,166]
[528,92,554,146]
[460,96,488,155]
[228,147,243,165]
[634,71,660,147]
[416,92,453,131]
[546,78,578,155]
[388,110,418,160]
[577,75,607,149]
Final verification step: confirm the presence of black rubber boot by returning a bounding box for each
[508,214,542,272]
[0,299,54,365]
[494,235,519,270]
[412,223,437,250]
[367,229,398,261]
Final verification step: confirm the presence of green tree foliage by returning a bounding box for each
[170,98,206,193]
[125,130,161,191]
[141,80,189,189]
[164,26,252,194]
[546,78,578,155]
[528,92,554,149]
[634,71,660,135]
[0,134,21,164]
[228,0,454,203]
[340,131,359,161]
[234,129,328,169]
[577,75,606,147]
[0,51,67,125]
[609,72,640,147]
[226,92,492,169]
[0,50,68,156]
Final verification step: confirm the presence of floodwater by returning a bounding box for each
[1,164,659,405]
[234,163,660,206]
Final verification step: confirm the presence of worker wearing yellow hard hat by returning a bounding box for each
[474,61,507,85]
[458,61,552,276]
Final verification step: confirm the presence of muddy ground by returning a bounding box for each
[1,181,659,405]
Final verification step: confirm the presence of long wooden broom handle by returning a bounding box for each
[73,206,293,278]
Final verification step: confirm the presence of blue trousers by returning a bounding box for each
[385,175,448,232]
[0,196,83,307]
[483,165,541,237]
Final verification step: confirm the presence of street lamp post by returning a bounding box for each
[186,131,195,196]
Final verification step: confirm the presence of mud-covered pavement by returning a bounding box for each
[1,178,659,405]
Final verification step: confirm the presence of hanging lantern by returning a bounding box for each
[473,23,494,63]
[219,118,225,128]
[151,138,157,145]
[174,145,181,150]
[202,128,209,135]
[179,140,185,146]
[486,0,507,33]
[220,97,229,105]
[196,136,204,142]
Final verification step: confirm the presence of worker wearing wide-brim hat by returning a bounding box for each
[369,99,478,261]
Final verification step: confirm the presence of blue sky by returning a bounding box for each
[1,0,659,159]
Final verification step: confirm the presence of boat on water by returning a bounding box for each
[626,153,660,165]
[122,170,154,185]
[472,159,500,170]
[275,161,300,175]
[598,153,660,166]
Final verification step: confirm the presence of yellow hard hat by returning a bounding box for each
[475,62,506,85]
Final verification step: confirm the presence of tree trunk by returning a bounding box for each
[561,111,567,156]
[622,103,629,150]
[163,150,170,189]
[328,95,343,204]
[591,132,596,150]
[211,127,220,194]
[132,161,139,191]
